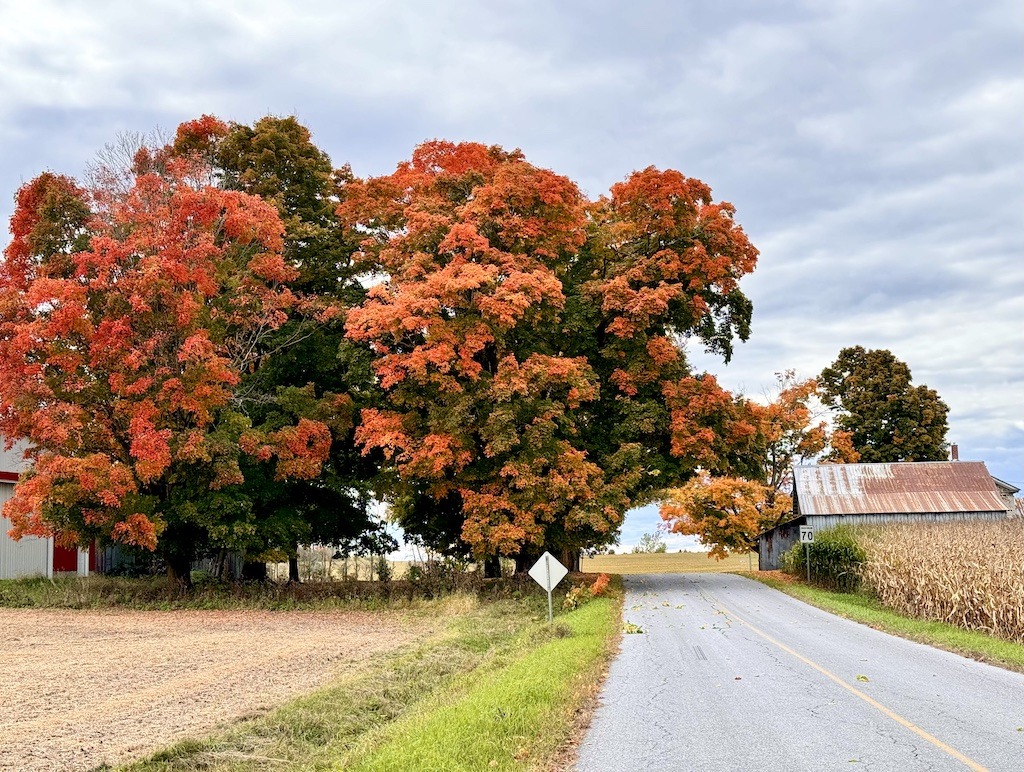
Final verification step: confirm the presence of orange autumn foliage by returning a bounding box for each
[661,373,860,558]
[662,475,792,560]
[340,142,760,559]
[0,158,330,550]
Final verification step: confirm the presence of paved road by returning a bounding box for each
[576,573,1024,771]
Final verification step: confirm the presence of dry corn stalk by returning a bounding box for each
[859,520,1024,643]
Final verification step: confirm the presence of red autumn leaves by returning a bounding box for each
[1,127,761,560]
[339,141,759,558]
[0,154,321,550]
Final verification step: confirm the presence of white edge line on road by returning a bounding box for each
[716,600,988,772]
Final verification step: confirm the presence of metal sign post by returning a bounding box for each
[800,526,814,583]
[528,551,569,623]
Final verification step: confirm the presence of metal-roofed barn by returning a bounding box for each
[758,461,1017,570]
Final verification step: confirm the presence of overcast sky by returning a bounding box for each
[2,0,1021,552]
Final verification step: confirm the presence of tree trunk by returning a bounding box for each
[213,549,233,580]
[514,548,542,575]
[288,556,300,583]
[560,548,581,573]
[166,553,193,590]
[483,555,502,579]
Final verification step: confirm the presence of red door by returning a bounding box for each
[52,544,79,572]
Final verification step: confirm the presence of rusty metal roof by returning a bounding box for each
[793,461,1009,516]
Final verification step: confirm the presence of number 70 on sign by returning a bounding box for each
[800,526,814,543]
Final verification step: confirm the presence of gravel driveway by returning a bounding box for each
[0,608,429,771]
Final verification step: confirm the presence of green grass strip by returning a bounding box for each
[343,598,617,771]
[750,574,1024,673]
[109,590,619,771]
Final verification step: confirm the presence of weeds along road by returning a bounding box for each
[576,573,1024,772]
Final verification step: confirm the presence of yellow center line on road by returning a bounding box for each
[716,601,988,772]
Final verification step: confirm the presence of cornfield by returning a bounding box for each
[859,520,1024,643]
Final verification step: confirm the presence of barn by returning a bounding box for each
[758,461,1018,570]
[0,441,93,580]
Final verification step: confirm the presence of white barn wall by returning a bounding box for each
[0,482,52,580]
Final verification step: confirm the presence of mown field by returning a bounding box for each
[583,550,757,575]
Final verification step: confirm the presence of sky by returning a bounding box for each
[1,0,1021,553]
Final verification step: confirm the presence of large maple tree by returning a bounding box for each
[340,142,762,567]
[820,346,949,462]
[168,115,385,578]
[0,152,334,582]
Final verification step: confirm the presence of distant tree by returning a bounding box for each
[660,372,859,558]
[819,346,949,462]
[633,532,667,554]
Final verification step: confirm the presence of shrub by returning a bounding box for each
[562,584,589,611]
[781,525,865,592]
[561,573,611,610]
[405,558,482,598]
[374,556,393,583]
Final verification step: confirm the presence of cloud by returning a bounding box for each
[1,0,1020,537]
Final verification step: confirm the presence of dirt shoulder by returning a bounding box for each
[0,608,431,771]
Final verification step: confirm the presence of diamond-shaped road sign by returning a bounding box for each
[529,552,569,623]
[528,551,568,592]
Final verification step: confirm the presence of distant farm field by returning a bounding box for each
[582,551,758,574]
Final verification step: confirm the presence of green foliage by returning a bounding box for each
[374,556,393,583]
[174,115,383,566]
[781,526,866,592]
[820,346,950,462]
[779,541,806,576]
[633,532,668,554]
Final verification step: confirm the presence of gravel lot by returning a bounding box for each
[0,608,430,771]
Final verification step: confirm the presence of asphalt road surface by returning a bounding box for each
[576,573,1024,771]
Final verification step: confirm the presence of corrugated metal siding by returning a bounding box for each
[758,519,804,570]
[793,462,1008,516]
[0,482,51,580]
[805,511,1009,529]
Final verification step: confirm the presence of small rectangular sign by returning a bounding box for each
[800,526,814,544]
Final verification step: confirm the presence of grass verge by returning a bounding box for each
[108,582,620,771]
[749,572,1024,673]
